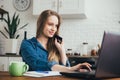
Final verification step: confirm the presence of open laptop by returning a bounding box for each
[60,31,120,79]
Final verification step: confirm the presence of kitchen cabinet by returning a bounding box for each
[0,57,8,71]
[8,57,22,67]
[0,56,22,71]
[33,0,57,15]
[33,0,86,19]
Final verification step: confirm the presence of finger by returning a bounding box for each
[86,65,92,71]
[81,64,92,71]
[82,63,92,69]
[83,62,92,67]
[87,63,92,67]
[55,38,57,43]
[79,69,89,72]
[55,38,59,45]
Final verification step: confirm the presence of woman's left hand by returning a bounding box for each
[55,38,68,65]
[55,38,64,53]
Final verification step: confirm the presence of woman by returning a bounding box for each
[20,10,91,72]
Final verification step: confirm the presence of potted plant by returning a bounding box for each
[0,12,28,55]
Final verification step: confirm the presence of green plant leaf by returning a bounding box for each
[17,18,20,27]
[16,34,19,39]
[0,30,8,39]
[4,26,9,34]
[17,23,28,31]
[7,13,11,28]
[0,18,8,24]
[1,12,28,39]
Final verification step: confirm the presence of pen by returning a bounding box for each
[35,71,49,74]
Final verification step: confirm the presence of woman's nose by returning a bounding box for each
[52,26,56,31]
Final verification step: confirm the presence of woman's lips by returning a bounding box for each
[49,31,55,36]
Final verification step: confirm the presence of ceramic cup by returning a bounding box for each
[9,61,29,76]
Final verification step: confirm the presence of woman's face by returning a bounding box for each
[43,15,58,38]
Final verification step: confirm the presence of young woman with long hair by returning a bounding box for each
[20,10,91,72]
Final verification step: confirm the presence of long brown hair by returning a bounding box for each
[36,10,62,62]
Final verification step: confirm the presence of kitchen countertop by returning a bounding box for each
[67,55,98,58]
[0,54,21,57]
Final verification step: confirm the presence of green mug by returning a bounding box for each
[9,61,29,76]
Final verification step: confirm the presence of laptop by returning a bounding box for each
[60,31,120,79]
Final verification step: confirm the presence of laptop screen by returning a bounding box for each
[60,31,120,79]
[96,31,120,78]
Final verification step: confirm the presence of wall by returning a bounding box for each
[0,0,120,55]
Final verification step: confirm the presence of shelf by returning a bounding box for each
[67,55,98,58]
[0,55,21,57]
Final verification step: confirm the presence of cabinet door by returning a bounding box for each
[33,0,58,15]
[58,0,85,18]
[8,57,22,62]
[0,57,8,71]
[8,57,22,67]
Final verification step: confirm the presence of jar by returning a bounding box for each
[66,49,73,56]
[81,42,88,56]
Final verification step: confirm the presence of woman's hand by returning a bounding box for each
[55,38,64,53]
[55,38,68,65]
[70,62,92,72]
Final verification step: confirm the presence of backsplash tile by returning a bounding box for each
[0,0,120,55]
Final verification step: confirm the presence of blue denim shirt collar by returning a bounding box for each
[30,37,47,52]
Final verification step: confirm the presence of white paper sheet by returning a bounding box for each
[23,71,61,77]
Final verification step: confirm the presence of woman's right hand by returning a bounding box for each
[70,62,92,72]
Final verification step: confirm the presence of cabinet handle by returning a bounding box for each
[59,0,62,8]
[53,1,57,8]
[0,64,4,71]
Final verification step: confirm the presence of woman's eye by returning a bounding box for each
[48,23,53,26]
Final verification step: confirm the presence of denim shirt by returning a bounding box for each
[20,37,70,71]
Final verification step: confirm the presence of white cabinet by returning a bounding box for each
[58,0,86,18]
[33,0,86,19]
[0,56,22,71]
[8,57,22,69]
[33,0,57,15]
[0,57,8,71]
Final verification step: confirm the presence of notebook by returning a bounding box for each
[23,71,61,77]
[60,31,120,79]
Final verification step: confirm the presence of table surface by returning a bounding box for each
[0,71,83,80]
[0,71,120,80]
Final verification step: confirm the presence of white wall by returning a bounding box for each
[61,0,120,53]
[0,0,120,55]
